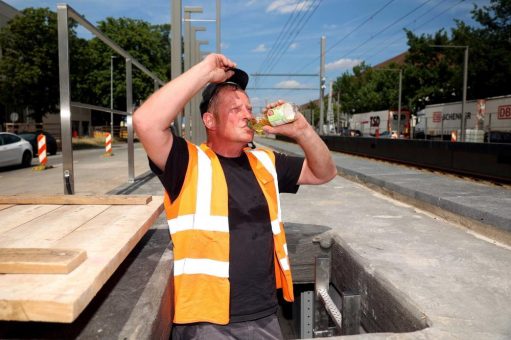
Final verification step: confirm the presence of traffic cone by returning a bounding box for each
[451,130,457,142]
[103,132,114,157]
[33,133,52,171]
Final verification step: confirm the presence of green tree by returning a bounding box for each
[0,8,90,123]
[333,0,510,115]
[85,18,170,115]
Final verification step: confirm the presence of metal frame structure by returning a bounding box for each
[314,256,361,337]
[57,3,165,194]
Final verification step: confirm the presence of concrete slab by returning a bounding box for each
[280,171,511,339]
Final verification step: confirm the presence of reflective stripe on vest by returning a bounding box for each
[163,142,294,325]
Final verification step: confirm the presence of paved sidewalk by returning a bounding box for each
[255,136,511,245]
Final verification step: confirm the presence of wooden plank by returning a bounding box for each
[0,204,13,211]
[0,196,164,323]
[0,195,152,205]
[0,205,110,248]
[0,205,62,235]
[0,248,87,274]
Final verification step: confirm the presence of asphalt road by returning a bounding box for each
[0,143,151,195]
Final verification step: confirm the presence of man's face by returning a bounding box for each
[213,87,254,144]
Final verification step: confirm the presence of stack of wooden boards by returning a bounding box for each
[0,194,164,323]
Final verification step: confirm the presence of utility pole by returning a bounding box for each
[397,68,402,137]
[326,81,334,134]
[319,36,326,135]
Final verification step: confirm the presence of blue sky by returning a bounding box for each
[6,0,490,110]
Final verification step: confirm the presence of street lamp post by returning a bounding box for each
[110,55,117,138]
[431,45,469,142]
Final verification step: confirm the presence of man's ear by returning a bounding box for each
[203,112,216,130]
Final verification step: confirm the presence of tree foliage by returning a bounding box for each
[85,18,170,113]
[0,10,170,123]
[333,0,511,115]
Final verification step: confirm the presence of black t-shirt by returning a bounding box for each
[149,136,304,322]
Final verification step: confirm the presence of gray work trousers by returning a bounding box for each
[171,313,284,340]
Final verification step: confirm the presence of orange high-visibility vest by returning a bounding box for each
[163,142,294,325]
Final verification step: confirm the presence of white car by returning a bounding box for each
[0,132,33,168]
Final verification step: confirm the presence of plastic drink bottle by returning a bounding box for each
[249,102,298,134]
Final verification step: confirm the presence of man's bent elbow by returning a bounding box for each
[322,163,337,184]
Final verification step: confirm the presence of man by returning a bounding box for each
[134,54,336,339]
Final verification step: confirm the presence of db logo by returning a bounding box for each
[498,105,511,119]
[432,112,442,123]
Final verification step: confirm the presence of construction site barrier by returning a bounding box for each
[38,134,47,166]
[33,133,52,171]
[103,133,113,157]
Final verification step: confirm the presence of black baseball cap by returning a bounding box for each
[199,68,249,116]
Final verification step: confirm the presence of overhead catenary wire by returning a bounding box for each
[362,0,466,64]
[253,0,322,97]
[256,0,304,80]
[263,0,322,75]
[293,0,396,73]
[332,0,435,67]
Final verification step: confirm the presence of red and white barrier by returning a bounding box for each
[105,133,112,154]
[37,134,47,166]
[103,132,114,157]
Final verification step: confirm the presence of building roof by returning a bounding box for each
[373,51,408,69]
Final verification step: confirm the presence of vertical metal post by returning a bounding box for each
[57,4,74,195]
[341,292,361,335]
[171,0,182,136]
[216,0,221,53]
[183,7,203,140]
[191,30,198,144]
[184,11,191,140]
[397,68,402,137]
[314,256,330,333]
[319,36,326,135]
[197,39,209,143]
[190,26,205,145]
[126,58,135,183]
[461,46,469,142]
[110,55,116,138]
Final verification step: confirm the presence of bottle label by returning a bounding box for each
[267,103,296,126]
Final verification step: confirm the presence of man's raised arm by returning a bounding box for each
[133,54,236,170]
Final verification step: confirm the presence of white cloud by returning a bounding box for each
[267,0,314,14]
[289,42,299,49]
[325,58,362,71]
[275,80,306,89]
[252,43,268,52]
[221,42,230,50]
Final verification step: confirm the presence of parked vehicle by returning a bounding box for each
[0,132,33,168]
[414,94,511,142]
[18,131,58,156]
[349,109,411,138]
